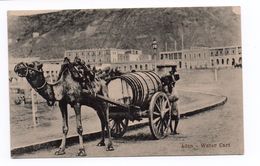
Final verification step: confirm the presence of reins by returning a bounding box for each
[22,63,48,92]
[23,65,44,77]
[35,81,47,91]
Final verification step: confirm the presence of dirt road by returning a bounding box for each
[14,100,242,157]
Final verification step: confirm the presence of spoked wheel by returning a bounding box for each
[149,92,172,139]
[109,117,129,138]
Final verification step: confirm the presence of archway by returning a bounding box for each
[239,57,242,64]
[211,59,214,66]
[179,61,182,69]
[232,58,235,66]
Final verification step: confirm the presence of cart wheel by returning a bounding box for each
[109,117,129,138]
[149,92,172,139]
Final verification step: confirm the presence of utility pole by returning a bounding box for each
[181,32,184,50]
[152,38,158,72]
[31,89,38,127]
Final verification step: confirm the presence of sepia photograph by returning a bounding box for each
[8,6,243,158]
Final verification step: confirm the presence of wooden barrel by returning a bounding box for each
[107,71,162,109]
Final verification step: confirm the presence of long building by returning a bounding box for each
[110,45,242,73]
[159,46,242,70]
[64,48,142,64]
[63,46,242,73]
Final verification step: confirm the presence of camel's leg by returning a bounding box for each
[100,83,114,151]
[55,101,68,155]
[105,105,114,151]
[96,108,106,147]
[74,103,86,156]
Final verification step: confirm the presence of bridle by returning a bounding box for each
[19,62,56,106]
[19,62,47,91]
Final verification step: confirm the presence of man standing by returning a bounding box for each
[161,66,180,135]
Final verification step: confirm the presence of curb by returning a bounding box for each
[11,122,148,156]
[11,94,227,156]
[181,96,228,118]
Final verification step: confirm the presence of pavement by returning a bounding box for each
[11,89,227,156]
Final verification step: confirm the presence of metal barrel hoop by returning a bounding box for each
[133,72,150,105]
[120,75,139,105]
[142,71,156,92]
[128,73,145,106]
[145,71,162,91]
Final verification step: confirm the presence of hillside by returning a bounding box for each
[8,7,241,60]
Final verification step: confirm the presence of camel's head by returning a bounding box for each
[14,61,43,78]
[14,61,46,91]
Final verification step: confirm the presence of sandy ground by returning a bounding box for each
[10,89,219,148]
[11,68,243,157]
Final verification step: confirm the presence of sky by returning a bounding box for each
[8,10,60,16]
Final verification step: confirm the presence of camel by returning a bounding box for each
[14,58,114,156]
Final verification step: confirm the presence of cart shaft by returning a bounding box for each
[95,94,140,111]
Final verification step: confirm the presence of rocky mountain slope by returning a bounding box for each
[8,7,241,59]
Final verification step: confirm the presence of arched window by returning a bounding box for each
[227,59,229,65]
[216,59,219,65]
[222,59,224,65]
[179,61,182,69]
[232,58,235,66]
[226,50,229,55]
[239,57,242,63]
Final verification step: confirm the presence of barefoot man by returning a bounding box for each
[161,65,180,135]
